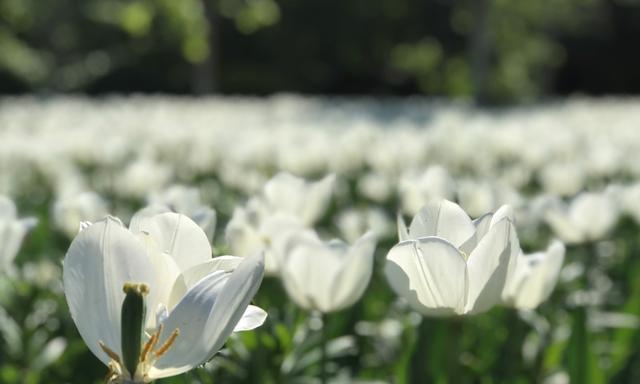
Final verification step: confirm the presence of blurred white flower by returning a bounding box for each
[457,178,523,219]
[335,207,391,243]
[0,195,37,272]
[539,162,585,197]
[116,156,172,198]
[386,200,519,316]
[399,166,456,215]
[503,240,566,310]
[53,191,109,237]
[279,230,376,313]
[226,172,335,274]
[261,172,335,225]
[63,214,266,382]
[608,182,640,224]
[545,192,618,244]
[357,171,393,203]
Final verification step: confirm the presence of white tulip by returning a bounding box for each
[279,231,377,313]
[261,172,335,226]
[545,192,618,244]
[502,240,565,310]
[226,201,305,274]
[386,200,519,316]
[145,184,217,243]
[335,207,391,243]
[399,166,456,215]
[53,191,109,237]
[225,172,335,274]
[0,195,37,272]
[63,214,266,383]
[115,156,172,199]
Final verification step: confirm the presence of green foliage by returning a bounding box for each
[0,0,634,99]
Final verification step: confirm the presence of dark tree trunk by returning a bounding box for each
[469,0,492,105]
[192,0,220,94]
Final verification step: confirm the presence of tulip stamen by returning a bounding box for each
[99,340,122,365]
[105,360,123,383]
[140,324,163,363]
[154,328,180,358]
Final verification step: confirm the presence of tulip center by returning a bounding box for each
[99,282,181,384]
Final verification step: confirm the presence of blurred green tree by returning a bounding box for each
[0,0,637,102]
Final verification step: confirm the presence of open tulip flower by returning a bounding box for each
[502,240,566,310]
[63,213,266,383]
[386,200,520,316]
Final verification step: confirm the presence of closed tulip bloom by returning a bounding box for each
[63,213,266,383]
[279,230,377,313]
[502,240,566,310]
[386,200,519,316]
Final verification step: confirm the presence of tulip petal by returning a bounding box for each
[459,213,492,256]
[409,200,474,248]
[191,207,217,243]
[513,240,565,309]
[385,237,466,316]
[135,232,181,329]
[130,212,212,271]
[279,230,337,311]
[234,305,268,332]
[330,232,377,311]
[397,213,409,242]
[301,173,336,225]
[149,252,264,379]
[465,219,512,314]
[63,217,156,366]
[167,256,244,309]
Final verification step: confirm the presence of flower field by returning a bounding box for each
[1,96,639,383]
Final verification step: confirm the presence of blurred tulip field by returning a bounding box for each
[1,95,640,384]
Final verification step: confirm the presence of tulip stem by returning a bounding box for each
[320,313,328,384]
[447,318,462,383]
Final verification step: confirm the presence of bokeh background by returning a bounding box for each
[2,0,640,100]
[2,2,640,384]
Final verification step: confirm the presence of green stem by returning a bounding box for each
[320,312,327,384]
[409,318,430,383]
[447,318,462,384]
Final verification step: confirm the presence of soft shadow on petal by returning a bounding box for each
[167,256,244,309]
[330,232,377,312]
[132,212,212,271]
[385,237,466,316]
[465,219,512,314]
